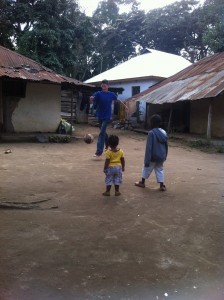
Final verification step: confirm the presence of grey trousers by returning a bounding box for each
[142,162,164,183]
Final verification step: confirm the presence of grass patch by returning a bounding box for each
[169,136,182,141]
[170,137,224,154]
[189,139,211,148]
[217,146,224,153]
[187,139,224,153]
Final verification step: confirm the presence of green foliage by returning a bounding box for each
[189,139,211,148]
[0,0,223,81]
[90,0,144,76]
[0,0,94,79]
[140,0,213,61]
[93,0,119,25]
[0,0,15,48]
[202,0,224,52]
[217,146,224,153]
[188,139,224,153]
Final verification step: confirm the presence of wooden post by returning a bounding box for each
[0,81,3,132]
[167,104,173,133]
[70,90,73,136]
[144,103,149,129]
[207,99,213,140]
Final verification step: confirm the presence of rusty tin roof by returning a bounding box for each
[126,52,224,104]
[0,46,93,88]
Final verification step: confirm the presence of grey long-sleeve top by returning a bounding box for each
[144,128,168,166]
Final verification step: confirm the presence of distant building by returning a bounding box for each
[0,46,93,135]
[126,52,224,139]
[85,49,191,121]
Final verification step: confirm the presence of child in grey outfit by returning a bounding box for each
[135,114,168,191]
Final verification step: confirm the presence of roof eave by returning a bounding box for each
[86,75,166,85]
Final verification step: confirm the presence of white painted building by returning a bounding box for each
[85,49,191,99]
[10,83,61,132]
[85,49,191,121]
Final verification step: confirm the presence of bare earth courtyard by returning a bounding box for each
[0,124,224,300]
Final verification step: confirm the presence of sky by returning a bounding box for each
[78,0,205,16]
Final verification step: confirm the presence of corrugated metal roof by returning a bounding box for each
[85,49,191,84]
[0,46,93,88]
[128,52,224,104]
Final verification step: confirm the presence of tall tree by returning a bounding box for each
[1,0,223,81]
[0,0,94,79]
[138,0,210,62]
[0,0,14,48]
[89,0,140,76]
[16,0,94,79]
[202,0,224,52]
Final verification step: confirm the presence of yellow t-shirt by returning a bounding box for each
[105,149,124,167]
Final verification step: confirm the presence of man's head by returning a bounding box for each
[101,79,109,92]
[150,114,162,129]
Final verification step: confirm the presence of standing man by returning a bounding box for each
[90,79,117,158]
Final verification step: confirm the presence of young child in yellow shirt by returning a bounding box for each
[103,135,125,196]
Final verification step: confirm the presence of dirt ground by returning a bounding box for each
[0,124,224,300]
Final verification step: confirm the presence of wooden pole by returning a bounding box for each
[167,104,173,133]
[207,99,213,140]
[70,90,73,136]
[145,103,149,129]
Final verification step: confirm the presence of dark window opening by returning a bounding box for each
[132,86,140,96]
[3,80,27,98]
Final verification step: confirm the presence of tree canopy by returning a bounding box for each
[0,0,223,80]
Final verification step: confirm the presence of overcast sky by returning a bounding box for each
[78,0,205,16]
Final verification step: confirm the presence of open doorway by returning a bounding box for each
[146,101,190,133]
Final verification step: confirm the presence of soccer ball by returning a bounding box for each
[84,133,94,144]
